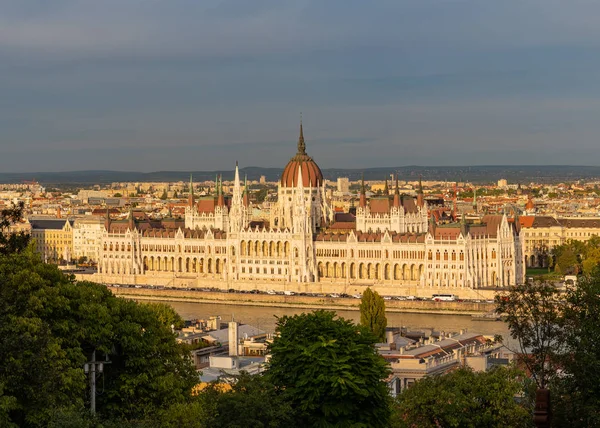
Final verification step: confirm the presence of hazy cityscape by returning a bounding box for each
[3,1,600,427]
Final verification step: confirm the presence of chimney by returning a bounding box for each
[228,321,239,357]
[399,346,404,355]
[386,330,395,345]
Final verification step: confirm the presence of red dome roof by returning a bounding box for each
[280,123,323,188]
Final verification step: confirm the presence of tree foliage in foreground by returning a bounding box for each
[194,372,294,428]
[495,281,564,389]
[0,249,196,427]
[391,366,535,428]
[359,287,387,342]
[550,269,600,427]
[497,268,600,427]
[266,310,391,427]
[0,201,30,255]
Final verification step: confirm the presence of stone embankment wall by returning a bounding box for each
[85,284,496,315]
[78,272,502,302]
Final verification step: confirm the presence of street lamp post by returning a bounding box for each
[84,350,111,415]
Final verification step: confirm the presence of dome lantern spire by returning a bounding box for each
[297,113,306,155]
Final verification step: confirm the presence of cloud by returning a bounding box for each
[2,1,600,172]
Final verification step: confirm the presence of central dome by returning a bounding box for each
[280,123,323,188]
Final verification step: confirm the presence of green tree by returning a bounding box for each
[0,250,197,426]
[359,287,387,342]
[160,190,168,200]
[495,282,564,389]
[551,268,600,427]
[555,247,579,274]
[192,372,294,428]
[113,193,122,197]
[143,302,185,330]
[391,366,535,428]
[266,310,391,427]
[0,201,30,255]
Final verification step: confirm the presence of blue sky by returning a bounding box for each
[2,0,600,172]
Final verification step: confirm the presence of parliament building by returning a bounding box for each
[97,124,525,298]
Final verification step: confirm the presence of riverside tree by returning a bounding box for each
[391,366,535,428]
[360,287,387,342]
[266,310,391,427]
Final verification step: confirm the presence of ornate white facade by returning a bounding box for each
[97,125,525,295]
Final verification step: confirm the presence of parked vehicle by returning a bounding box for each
[432,294,458,302]
[266,289,277,295]
[283,290,295,296]
[329,293,340,298]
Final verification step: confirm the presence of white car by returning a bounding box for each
[266,289,277,295]
[352,294,362,299]
[406,295,416,300]
[329,293,340,298]
[283,290,295,296]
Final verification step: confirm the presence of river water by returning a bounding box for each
[159,300,510,339]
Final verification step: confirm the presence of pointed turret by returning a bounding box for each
[359,173,366,208]
[243,174,249,207]
[297,117,306,155]
[188,174,195,207]
[217,174,225,207]
[128,206,135,231]
[104,206,111,231]
[393,174,400,207]
[428,213,436,235]
[417,176,424,207]
[383,176,389,196]
[233,161,242,205]
[460,212,468,236]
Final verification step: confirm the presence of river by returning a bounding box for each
[158,300,510,339]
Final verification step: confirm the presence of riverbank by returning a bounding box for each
[109,287,496,316]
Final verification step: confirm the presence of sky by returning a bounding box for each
[2,0,600,172]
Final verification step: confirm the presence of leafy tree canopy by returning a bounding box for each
[0,249,197,427]
[495,282,564,389]
[0,202,30,255]
[266,310,391,427]
[359,287,387,342]
[391,366,535,428]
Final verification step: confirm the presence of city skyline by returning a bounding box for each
[3,1,600,172]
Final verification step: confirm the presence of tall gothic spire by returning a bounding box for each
[188,174,195,207]
[233,161,241,204]
[393,174,400,207]
[384,175,389,196]
[104,206,111,231]
[359,173,366,208]
[417,175,424,208]
[128,206,135,230]
[297,115,306,155]
[243,174,249,207]
[217,174,225,207]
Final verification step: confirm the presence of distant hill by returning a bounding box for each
[1,165,599,186]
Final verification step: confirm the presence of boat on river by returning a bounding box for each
[471,310,503,321]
